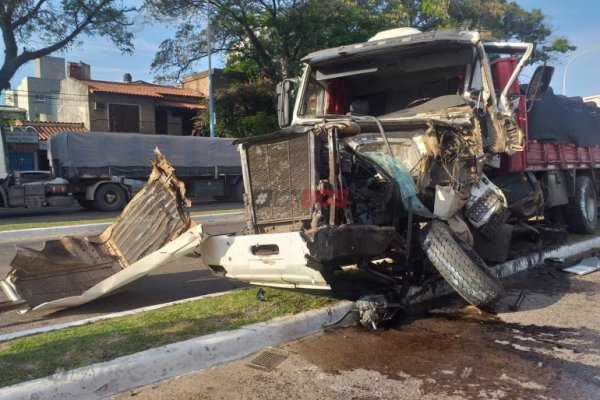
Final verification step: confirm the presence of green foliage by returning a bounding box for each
[0,288,334,387]
[194,78,279,138]
[145,0,574,137]
[0,0,136,90]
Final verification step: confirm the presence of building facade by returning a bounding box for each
[5,56,65,121]
[58,63,204,135]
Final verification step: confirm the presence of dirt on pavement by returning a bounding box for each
[111,263,600,400]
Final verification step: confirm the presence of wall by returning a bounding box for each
[88,94,156,134]
[57,78,90,128]
[23,77,61,120]
[35,57,66,80]
[181,70,245,96]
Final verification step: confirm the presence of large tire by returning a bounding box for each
[231,180,244,203]
[567,175,598,234]
[93,183,127,211]
[77,198,95,210]
[419,220,505,308]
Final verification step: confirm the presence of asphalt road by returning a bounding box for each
[0,218,245,335]
[0,197,243,225]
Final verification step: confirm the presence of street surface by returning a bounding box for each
[112,263,600,400]
[0,218,245,335]
[0,197,242,225]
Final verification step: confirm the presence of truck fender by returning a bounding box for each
[0,185,7,208]
[86,180,130,201]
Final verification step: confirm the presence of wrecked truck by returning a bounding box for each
[3,28,600,324]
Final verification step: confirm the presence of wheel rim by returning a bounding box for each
[104,191,118,205]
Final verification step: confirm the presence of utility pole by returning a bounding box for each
[207,0,215,138]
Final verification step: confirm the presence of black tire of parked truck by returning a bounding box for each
[77,198,95,210]
[93,183,127,212]
[419,220,505,309]
[232,180,244,203]
[567,175,598,234]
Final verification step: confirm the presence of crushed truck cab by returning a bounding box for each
[4,29,600,320]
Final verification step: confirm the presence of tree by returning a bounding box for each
[0,0,136,91]
[145,0,574,138]
[145,0,390,83]
[146,0,574,84]
[193,78,279,138]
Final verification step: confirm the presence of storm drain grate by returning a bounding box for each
[246,348,289,372]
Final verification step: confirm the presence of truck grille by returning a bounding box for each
[247,134,312,223]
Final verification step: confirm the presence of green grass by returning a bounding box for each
[0,208,243,232]
[0,288,334,387]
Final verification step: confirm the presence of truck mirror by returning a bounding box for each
[276,79,295,128]
[526,66,554,102]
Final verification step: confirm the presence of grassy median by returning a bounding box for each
[0,288,334,387]
[0,208,243,232]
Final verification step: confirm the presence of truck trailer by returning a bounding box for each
[48,131,243,211]
[3,29,600,326]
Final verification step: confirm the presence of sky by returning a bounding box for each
[3,0,600,99]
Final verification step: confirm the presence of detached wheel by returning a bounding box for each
[567,175,598,234]
[419,220,505,308]
[94,183,127,211]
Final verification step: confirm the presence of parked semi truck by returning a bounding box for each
[4,29,600,325]
[48,131,243,211]
[0,127,72,209]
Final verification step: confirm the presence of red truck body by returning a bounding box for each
[491,57,600,173]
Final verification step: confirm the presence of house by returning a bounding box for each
[12,120,87,170]
[5,56,64,121]
[0,105,27,123]
[58,62,204,135]
[181,68,245,97]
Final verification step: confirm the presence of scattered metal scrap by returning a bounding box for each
[0,149,205,312]
[562,257,600,275]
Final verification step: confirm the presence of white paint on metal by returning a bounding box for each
[30,224,209,312]
[200,231,330,289]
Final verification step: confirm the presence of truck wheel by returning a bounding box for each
[232,180,244,203]
[77,199,95,210]
[419,220,505,308]
[94,183,127,211]
[567,176,598,234]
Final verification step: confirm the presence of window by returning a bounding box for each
[34,95,45,104]
[108,104,140,133]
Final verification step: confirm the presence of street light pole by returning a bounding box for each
[207,0,215,138]
[562,44,600,95]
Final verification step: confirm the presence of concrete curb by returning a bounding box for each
[0,212,243,243]
[0,301,357,400]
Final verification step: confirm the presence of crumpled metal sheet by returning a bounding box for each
[1,149,203,312]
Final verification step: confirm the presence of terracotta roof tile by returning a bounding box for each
[16,121,87,141]
[78,79,202,99]
[156,100,206,110]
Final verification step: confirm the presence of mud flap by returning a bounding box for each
[0,150,207,312]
